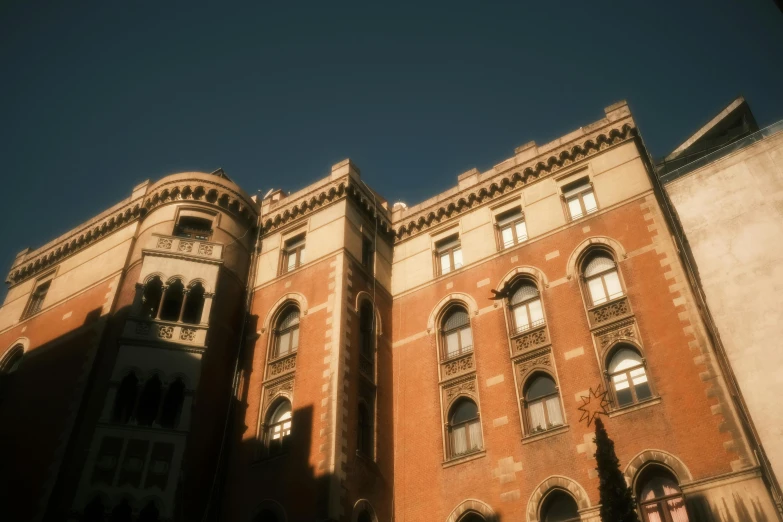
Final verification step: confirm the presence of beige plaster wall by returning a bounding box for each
[665,131,783,482]
[390,141,652,296]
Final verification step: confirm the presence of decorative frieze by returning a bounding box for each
[198,244,213,256]
[156,237,173,249]
[178,240,194,253]
[442,353,475,380]
[588,296,632,329]
[269,353,297,378]
[157,325,174,339]
[444,377,477,402]
[180,328,197,342]
[512,326,549,354]
[516,348,552,381]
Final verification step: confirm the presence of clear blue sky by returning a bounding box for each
[2,0,782,289]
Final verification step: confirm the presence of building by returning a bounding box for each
[661,96,783,515]
[0,101,780,522]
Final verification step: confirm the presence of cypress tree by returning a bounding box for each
[594,417,640,522]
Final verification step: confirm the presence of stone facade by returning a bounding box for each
[0,102,780,522]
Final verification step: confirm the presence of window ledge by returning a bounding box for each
[522,424,569,444]
[442,449,486,468]
[608,396,662,418]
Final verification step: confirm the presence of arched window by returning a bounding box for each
[110,498,133,522]
[82,495,106,522]
[254,509,280,522]
[181,283,205,324]
[583,252,623,306]
[112,372,139,424]
[447,398,482,457]
[159,279,185,321]
[0,345,24,401]
[136,374,163,426]
[509,280,544,334]
[159,377,186,429]
[540,489,580,522]
[607,346,652,407]
[266,400,292,456]
[138,500,160,522]
[142,277,164,319]
[357,402,373,457]
[359,301,375,361]
[273,307,300,358]
[637,466,689,522]
[441,305,473,360]
[357,510,373,522]
[523,374,564,434]
[459,513,486,522]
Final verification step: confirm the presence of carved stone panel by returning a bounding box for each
[588,296,632,329]
[511,325,549,355]
[268,353,297,378]
[443,376,477,405]
[441,353,475,382]
[180,327,196,342]
[593,318,639,356]
[515,347,552,382]
[263,376,295,414]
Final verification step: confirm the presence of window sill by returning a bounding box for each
[522,424,569,444]
[608,396,662,418]
[509,323,547,340]
[442,449,486,468]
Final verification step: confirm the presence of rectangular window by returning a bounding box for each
[282,234,306,274]
[563,178,598,220]
[90,437,123,486]
[435,235,462,275]
[496,209,528,249]
[22,278,52,319]
[361,236,374,271]
[174,216,213,241]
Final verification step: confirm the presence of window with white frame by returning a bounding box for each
[273,306,300,358]
[440,306,473,360]
[435,235,463,275]
[447,398,482,457]
[22,277,52,319]
[583,253,624,306]
[266,400,292,456]
[563,178,597,220]
[509,280,544,335]
[496,208,527,249]
[523,374,564,434]
[607,346,653,407]
[282,234,306,274]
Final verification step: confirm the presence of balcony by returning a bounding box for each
[148,234,223,260]
[441,351,475,382]
[123,318,208,348]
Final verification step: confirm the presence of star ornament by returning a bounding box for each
[577,385,610,427]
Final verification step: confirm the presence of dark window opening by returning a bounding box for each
[144,442,174,490]
[362,236,375,270]
[91,436,123,485]
[83,496,106,522]
[139,501,161,522]
[357,510,373,522]
[112,372,139,424]
[160,378,186,429]
[159,280,185,321]
[174,216,213,241]
[254,509,280,522]
[136,374,163,426]
[357,402,373,457]
[110,498,133,522]
[359,301,375,361]
[142,277,164,319]
[541,489,580,522]
[117,439,149,488]
[181,283,205,324]
[23,280,51,318]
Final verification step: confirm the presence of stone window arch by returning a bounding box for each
[446,397,482,458]
[440,304,474,361]
[522,372,564,435]
[526,476,591,522]
[272,305,300,359]
[605,343,654,408]
[635,464,689,522]
[507,278,545,336]
[581,249,624,307]
[539,488,580,522]
[445,499,496,522]
[181,282,206,324]
[159,279,185,321]
[352,499,378,522]
[265,398,292,457]
[141,276,164,319]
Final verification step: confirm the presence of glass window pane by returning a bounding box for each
[299,247,306,263]
[584,255,615,277]
[515,221,528,241]
[286,253,296,271]
[446,332,459,357]
[609,349,643,372]
[545,396,564,426]
[526,375,556,400]
[501,227,514,248]
[453,248,463,269]
[513,306,529,332]
[440,253,451,274]
[528,299,544,325]
[277,332,290,356]
[291,328,299,351]
[528,401,546,432]
[510,283,538,305]
[603,271,623,299]
[450,400,478,424]
[583,190,597,213]
[568,198,582,219]
[588,277,607,305]
[460,327,473,350]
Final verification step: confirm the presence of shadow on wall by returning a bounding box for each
[686,493,771,522]
[0,308,104,522]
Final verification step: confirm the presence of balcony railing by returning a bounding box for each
[511,324,549,354]
[148,234,223,260]
[123,318,208,347]
[587,296,632,329]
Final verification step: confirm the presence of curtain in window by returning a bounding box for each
[584,255,615,277]
[545,396,564,426]
[529,401,547,431]
[452,425,467,455]
[642,505,663,522]
[468,421,482,450]
[446,332,460,357]
[459,327,473,350]
[513,306,530,331]
[667,497,689,522]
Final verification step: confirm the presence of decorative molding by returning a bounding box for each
[268,353,297,378]
[394,122,636,242]
[444,376,477,403]
[588,296,632,329]
[511,326,549,355]
[516,348,552,381]
[594,317,637,354]
[526,476,591,522]
[442,353,475,380]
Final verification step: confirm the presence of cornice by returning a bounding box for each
[7,175,259,288]
[393,119,637,243]
[260,177,394,237]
